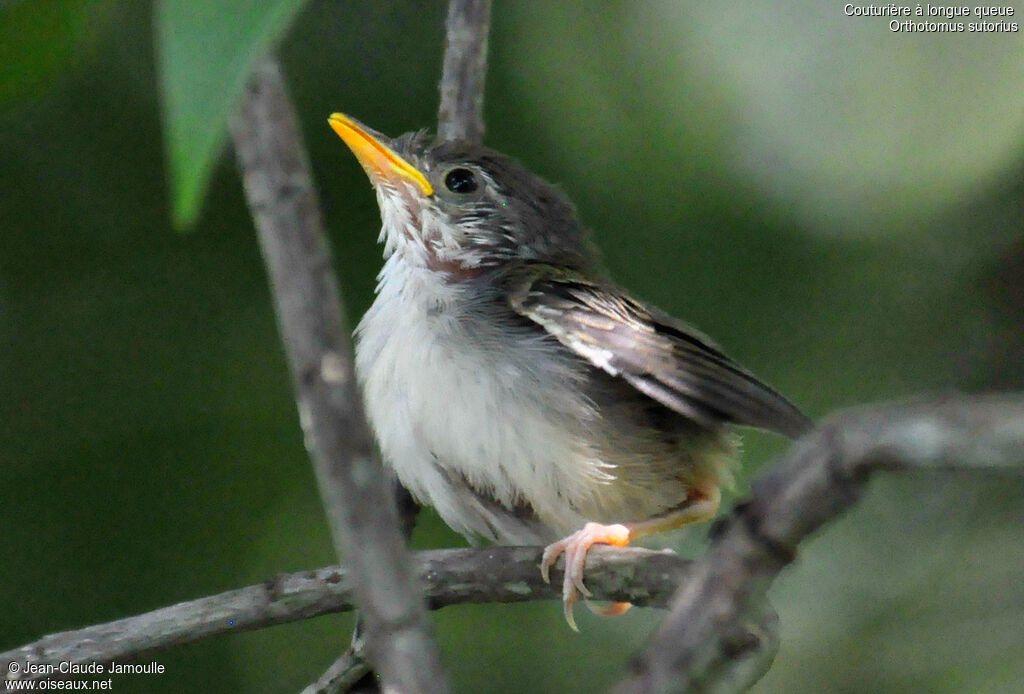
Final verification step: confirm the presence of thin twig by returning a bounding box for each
[437,0,492,143]
[227,58,445,694]
[614,393,1024,694]
[300,640,370,694]
[0,547,690,682]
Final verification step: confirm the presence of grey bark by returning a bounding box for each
[437,0,492,143]
[613,393,1024,694]
[0,547,689,682]
[228,58,446,694]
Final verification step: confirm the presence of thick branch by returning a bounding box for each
[437,0,491,143]
[227,58,445,694]
[318,4,490,686]
[615,393,1024,694]
[5,396,1019,689]
[0,547,689,682]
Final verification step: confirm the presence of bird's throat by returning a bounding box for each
[379,206,487,283]
[424,253,486,282]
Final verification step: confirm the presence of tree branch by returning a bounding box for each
[300,648,370,694]
[308,2,493,689]
[311,4,492,686]
[226,58,445,694]
[0,547,689,682]
[4,396,1020,689]
[437,0,491,143]
[614,393,1024,694]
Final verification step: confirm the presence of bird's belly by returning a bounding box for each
[354,276,732,541]
[358,305,614,539]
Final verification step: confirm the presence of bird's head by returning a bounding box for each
[328,113,593,279]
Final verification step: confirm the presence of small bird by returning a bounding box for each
[328,113,811,629]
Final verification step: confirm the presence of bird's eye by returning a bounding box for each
[444,168,479,194]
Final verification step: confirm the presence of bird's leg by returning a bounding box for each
[541,487,720,630]
[622,485,722,539]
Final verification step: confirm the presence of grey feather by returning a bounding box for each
[506,264,812,439]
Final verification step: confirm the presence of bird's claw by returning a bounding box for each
[540,522,631,630]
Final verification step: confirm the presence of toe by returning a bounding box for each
[540,540,566,584]
[541,522,633,630]
[562,578,580,632]
[565,541,593,598]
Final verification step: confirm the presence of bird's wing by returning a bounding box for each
[506,264,812,438]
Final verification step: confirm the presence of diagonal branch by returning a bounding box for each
[305,1,493,689]
[437,0,492,143]
[613,393,1024,694]
[300,646,370,694]
[227,58,445,694]
[313,4,491,687]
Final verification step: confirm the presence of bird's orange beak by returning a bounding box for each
[328,113,433,196]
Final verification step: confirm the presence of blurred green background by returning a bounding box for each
[2,1,1023,692]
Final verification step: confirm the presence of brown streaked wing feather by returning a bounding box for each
[506,265,812,438]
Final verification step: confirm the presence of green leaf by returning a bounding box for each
[155,0,308,230]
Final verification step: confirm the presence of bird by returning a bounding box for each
[328,113,812,629]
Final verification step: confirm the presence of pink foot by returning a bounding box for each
[541,522,631,630]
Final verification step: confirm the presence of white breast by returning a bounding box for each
[355,257,613,541]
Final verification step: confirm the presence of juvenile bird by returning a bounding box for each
[328,113,811,629]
